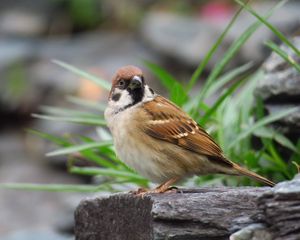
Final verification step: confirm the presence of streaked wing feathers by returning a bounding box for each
[142,96,232,166]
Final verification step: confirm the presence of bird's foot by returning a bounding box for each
[131,177,180,197]
[134,185,178,198]
[130,187,149,195]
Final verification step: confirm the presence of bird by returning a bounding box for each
[104,65,275,194]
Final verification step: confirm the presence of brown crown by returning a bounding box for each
[109,65,143,97]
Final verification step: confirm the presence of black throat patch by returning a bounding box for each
[113,86,145,114]
[124,87,144,110]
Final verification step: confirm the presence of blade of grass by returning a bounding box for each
[204,62,253,98]
[80,149,117,168]
[253,126,300,154]
[40,106,101,118]
[192,0,287,116]
[32,114,106,126]
[46,140,113,156]
[265,41,300,73]
[26,129,72,146]
[66,96,106,111]
[144,61,188,106]
[0,183,103,192]
[199,74,247,125]
[52,59,111,90]
[228,107,298,149]
[186,0,251,91]
[263,139,291,178]
[235,0,300,56]
[70,166,147,182]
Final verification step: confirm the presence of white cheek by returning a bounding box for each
[109,89,133,110]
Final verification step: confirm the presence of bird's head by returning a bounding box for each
[108,65,154,112]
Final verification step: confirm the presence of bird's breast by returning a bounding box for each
[105,106,180,183]
[105,105,214,184]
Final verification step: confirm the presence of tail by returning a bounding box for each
[233,164,275,187]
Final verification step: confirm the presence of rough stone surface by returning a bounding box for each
[265,104,300,135]
[255,37,300,102]
[75,193,153,240]
[255,36,300,135]
[257,175,300,240]
[75,187,268,240]
[75,176,300,240]
[230,224,273,240]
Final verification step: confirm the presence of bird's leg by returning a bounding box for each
[134,177,179,197]
[130,187,149,195]
[153,177,179,193]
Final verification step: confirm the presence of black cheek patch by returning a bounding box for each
[112,93,121,101]
[149,88,154,94]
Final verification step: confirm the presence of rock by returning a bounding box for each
[230,224,273,240]
[255,37,300,101]
[74,187,268,240]
[231,1,300,63]
[265,105,300,135]
[255,36,300,135]
[0,31,158,120]
[256,175,300,240]
[74,176,300,240]
[141,12,228,69]
[230,175,300,240]
[0,1,57,37]
[55,193,94,235]
[140,2,300,69]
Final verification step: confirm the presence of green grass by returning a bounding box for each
[1,0,299,192]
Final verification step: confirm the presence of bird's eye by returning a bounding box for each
[118,79,126,89]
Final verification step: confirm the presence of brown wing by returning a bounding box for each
[142,96,233,167]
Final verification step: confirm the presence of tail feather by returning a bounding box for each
[233,164,275,187]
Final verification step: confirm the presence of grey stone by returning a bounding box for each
[254,36,300,135]
[140,2,300,69]
[231,2,300,63]
[257,175,300,240]
[74,176,300,240]
[255,37,300,101]
[0,31,158,115]
[141,12,227,68]
[230,224,273,240]
[0,1,57,37]
[264,104,300,135]
[74,187,268,240]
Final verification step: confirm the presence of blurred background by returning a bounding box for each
[0,0,300,239]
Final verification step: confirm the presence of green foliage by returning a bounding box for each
[1,0,299,192]
[68,0,103,29]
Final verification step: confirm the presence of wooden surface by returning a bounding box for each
[75,187,269,240]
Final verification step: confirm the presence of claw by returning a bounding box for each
[130,187,149,195]
[132,177,180,197]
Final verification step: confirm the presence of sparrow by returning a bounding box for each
[104,65,275,194]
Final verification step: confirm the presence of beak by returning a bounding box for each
[128,76,142,90]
